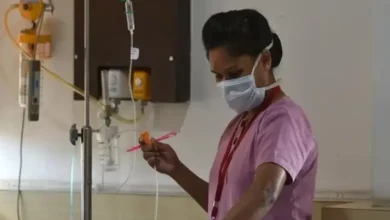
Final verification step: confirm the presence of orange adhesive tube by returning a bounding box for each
[127,131,177,152]
[140,131,152,145]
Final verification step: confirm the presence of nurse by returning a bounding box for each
[141,9,318,220]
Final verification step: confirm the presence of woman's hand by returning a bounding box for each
[140,138,182,176]
[141,138,209,211]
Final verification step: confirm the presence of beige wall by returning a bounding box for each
[0,0,373,194]
[0,191,204,220]
[0,0,376,219]
[0,191,344,220]
[322,202,390,220]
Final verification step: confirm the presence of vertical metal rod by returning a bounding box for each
[81,127,93,220]
[84,0,90,125]
[81,0,92,218]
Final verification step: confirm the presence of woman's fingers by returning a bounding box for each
[146,157,160,168]
[140,143,153,152]
[141,138,171,155]
[141,138,162,151]
[151,138,171,151]
[143,151,160,160]
[151,138,160,150]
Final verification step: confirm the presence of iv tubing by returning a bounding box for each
[3,5,138,124]
[154,167,159,220]
[119,30,137,189]
[69,144,77,220]
[124,3,159,218]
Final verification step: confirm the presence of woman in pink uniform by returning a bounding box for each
[141,9,318,220]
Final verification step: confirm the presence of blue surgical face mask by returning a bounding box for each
[217,41,279,113]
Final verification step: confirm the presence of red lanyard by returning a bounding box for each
[211,86,281,220]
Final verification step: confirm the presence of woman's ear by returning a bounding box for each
[260,51,272,71]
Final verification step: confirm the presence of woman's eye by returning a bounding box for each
[227,72,242,80]
[215,74,223,81]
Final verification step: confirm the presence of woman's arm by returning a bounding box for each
[224,109,314,219]
[223,163,286,220]
[170,163,209,212]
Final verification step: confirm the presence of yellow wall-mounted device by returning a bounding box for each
[132,70,151,101]
[16,0,54,59]
[15,0,54,121]
[18,0,45,21]
[19,28,51,59]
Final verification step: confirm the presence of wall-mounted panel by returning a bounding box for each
[74,0,190,102]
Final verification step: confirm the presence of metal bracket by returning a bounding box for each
[45,0,54,13]
[69,124,82,145]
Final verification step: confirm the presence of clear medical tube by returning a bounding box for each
[18,44,29,108]
[70,144,78,220]
[125,0,135,32]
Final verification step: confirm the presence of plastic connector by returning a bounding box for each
[125,0,135,32]
[140,131,151,145]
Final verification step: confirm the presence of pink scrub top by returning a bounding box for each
[208,96,318,220]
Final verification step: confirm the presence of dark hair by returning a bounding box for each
[202,9,283,68]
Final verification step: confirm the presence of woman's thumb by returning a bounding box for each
[151,138,170,151]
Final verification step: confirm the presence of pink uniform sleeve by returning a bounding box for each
[253,110,309,183]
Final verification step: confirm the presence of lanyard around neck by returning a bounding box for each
[210,86,281,220]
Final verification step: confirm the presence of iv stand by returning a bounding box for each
[69,0,93,218]
[68,1,134,219]
[81,0,93,217]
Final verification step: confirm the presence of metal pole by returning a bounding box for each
[81,0,93,218]
[81,128,93,220]
[84,0,90,125]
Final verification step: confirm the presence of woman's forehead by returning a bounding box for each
[209,48,239,71]
[209,49,255,72]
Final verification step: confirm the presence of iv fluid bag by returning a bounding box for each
[96,126,120,172]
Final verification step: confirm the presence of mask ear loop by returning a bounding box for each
[252,40,281,90]
[264,78,282,90]
[262,40,282,88]
[251,40,274,74]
